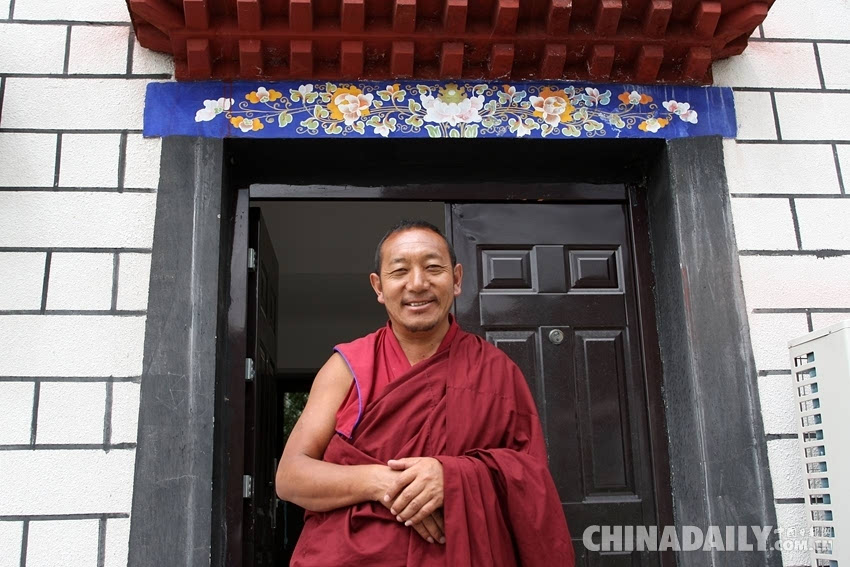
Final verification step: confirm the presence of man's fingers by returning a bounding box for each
[383,470,417,507]
[402,499,437,525]
[387,457,418,471]
[432,509,444,532]
[419,515,444,544]
[410,522,433,543]
[390,481,423,517]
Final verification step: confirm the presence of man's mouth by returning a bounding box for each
[405,300,434,307]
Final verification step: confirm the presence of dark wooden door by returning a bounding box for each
[451,202,659,567]
[244,207,280,566]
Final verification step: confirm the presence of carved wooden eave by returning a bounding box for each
[126,0,773,83]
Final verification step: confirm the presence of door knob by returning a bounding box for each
[548,329,565,345]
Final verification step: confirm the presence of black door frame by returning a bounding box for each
[128,136,781,567]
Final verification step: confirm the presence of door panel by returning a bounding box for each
[244,207,280,566]
[452,202,657,566]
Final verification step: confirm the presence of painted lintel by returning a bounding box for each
[144,80,736,140]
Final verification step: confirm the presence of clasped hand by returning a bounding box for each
[379,457,445,544]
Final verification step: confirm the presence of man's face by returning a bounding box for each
[370,228,463,334]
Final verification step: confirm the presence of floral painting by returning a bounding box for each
[144,81,736,139]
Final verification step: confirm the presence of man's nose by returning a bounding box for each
[408,268,429,290]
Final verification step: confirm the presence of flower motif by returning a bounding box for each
[290,84,318,103]
[373,117,398,137]
[618,91,653,106]
[498,85,527,104]
[377,84,405,103]
[246,87,282,104]
[529,88,575,126]
[581,87,611,107]
[508,117,538,138]
[230,116,264,132]
[638,117,669,133]
[194,98,234,122]
[421,84,484,125]
[608,114,626,128]
[679,108,698,124]
[328,87,373,126]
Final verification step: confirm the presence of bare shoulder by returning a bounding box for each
[282,353,353,460]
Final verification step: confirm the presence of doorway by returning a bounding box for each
[237,193,669,566]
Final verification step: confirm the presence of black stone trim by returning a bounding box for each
[0,77,6,123]
[52,133,62,188]
[0,247,152,253]
[766,434,798,441]
[737,139,850,145]
[0,19,132,25]
[7,0,15,19]
[19,519,28,567]
[733,86,850,94]
[128,137,225,567]
[788,198,803,250]
[758,370,793,376]
[0,73,171,79]
[646,137,781,567]
[97,518,107,567]
[62,26,72,74]
[29,382,39,445]
[768,91,783,141]
[738,249,850,257]
[0,187,156,193]
[834,144,846,195]
[776,498,806,505]
[0,443,136,451]
[0,310,146,316]
[731,193,849,198]
[39,252,51,313]
[0,128,143,134]
[753,307,850,314]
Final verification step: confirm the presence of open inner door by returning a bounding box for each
[232,197,667,567]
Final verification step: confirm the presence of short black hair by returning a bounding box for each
[373,220,458,275]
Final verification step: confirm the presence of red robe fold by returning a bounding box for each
[290,322,574,566]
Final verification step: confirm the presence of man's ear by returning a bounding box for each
[369,272,386,304]
[453,263,463,297]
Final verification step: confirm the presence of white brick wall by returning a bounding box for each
[0,3,166,564]
[716,1,850,561]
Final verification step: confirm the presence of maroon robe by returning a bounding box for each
[290,320,575,566]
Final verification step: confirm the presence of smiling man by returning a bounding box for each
[276,220,574,566]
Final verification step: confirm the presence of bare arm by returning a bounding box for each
[275,353,397,512]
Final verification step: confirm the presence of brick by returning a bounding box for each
[132,39,175,75]
[761,0,850,40]
[747,312,809,370]
[0,23,67,74]
[0,382,34,445]
[723,141,841,194]
[36,382,106,444]
[68,25,130,75]
[124,134,161,189]
[795,199,850,250]
[811,312,850,330]
[712,42,820,88]
[730,91,776,141]
[116,253,151,310]
[104,518,131,567]
[775,92,850,141]
[766,438,805,499]
[818,43,850,89]
[59,133,121,188]
[26,520,99,567]
[774,502,810,566]
[0,252,46,310]
[0,133,57,187]
[1,78,148,130]
[47,253,114,310]
[0,449,135,514]
[0,521,23,567]
[0,193,155,248]
[111,382,140,444]
[730,198,797,250]
[0,316,145,376]
[13,0,131,22]
[740,256,850,309]
[757,375,798,435]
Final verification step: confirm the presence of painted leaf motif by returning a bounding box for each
[300,118,319,130]
[352,121,365,135]
[417,85,431,95]
[319,93,332,103]
[323,123,343,135]
[472,84,487,96]
[408,99,422,113]
[484,100,498,114]
[449,128,461,138]
[425,125,442,138]
[497,91,511,104]
[583,120,604,132]
[482,116,500,129]
[405,115,423,127]
[366,116,382,127]
[325,83,337,93]
[278,112,293,127]
[561,125,581,137]
[540,123,554,138]
[373,100,384,108]
[463,124,479,138]
[304,92,319,104]
[289,89,302,102]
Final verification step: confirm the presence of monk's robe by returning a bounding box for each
[290,319,574,566]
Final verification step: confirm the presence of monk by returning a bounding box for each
[275,220,574,566]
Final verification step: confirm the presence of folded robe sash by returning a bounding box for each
[290,324,575,566]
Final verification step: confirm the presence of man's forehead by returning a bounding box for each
[382,230,451,262]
